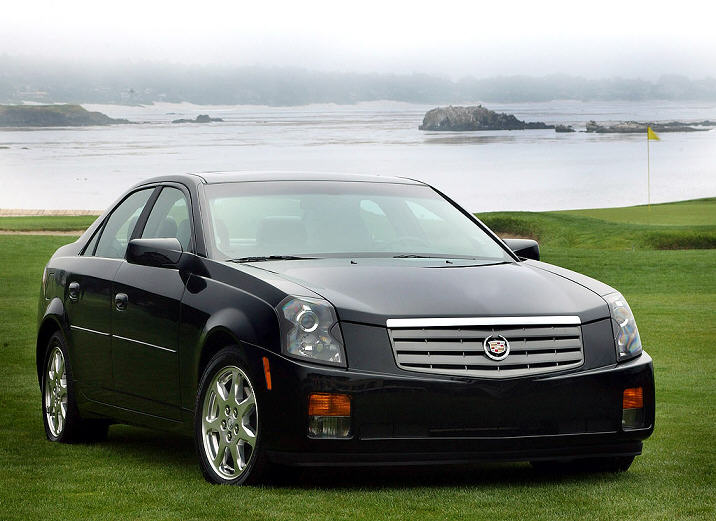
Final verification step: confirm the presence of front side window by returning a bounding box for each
[204,181,511,262]
[94,189,153,259]
[140,187,192,250]
[81,227,101,256]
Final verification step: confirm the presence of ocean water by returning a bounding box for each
[1,100,715,212]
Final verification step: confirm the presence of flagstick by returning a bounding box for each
[647,130,651,215]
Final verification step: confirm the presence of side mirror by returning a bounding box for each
[503,238,540,261]
[126,238,183,268]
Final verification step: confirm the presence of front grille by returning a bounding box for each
[387,316,584,378]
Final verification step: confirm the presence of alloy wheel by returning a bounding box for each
[44,346,68,438]
[201,365,258,480]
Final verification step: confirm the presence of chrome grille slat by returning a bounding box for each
[387,317,584,379]
[390,326,580,340]
[394,338,581,352]
[396,351,582,367]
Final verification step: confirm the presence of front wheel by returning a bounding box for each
[194,347,268,484]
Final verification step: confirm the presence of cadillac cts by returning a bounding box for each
[37,172,654,484]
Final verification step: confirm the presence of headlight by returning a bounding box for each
[278,296,346,367]
[604,292,642,361]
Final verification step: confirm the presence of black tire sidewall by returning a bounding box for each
[194,346,266,485]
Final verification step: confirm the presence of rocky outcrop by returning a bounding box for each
[419,105,553,131]
[555,124,575,133]
[585,120,711,133]
[171,114,224,123]
[420,106,716,134]
[0,104,130,127]
[524,121,555,129]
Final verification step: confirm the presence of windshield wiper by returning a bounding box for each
[227,255,316,263]
[392,254,446,259]
[392,254,513,264]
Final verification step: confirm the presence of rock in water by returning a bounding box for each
[555,124,575,133]
[419,105,552,131]
[524,121,555,129]
[171,114,224,123]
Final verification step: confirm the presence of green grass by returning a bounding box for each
[560,198,716,226]
[0,215,98,232]
[0,200,714,520]
[476,197,716,250]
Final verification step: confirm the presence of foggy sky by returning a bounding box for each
[1,0,715,79]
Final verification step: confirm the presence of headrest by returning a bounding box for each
[177,219,191,249]
[214,218,230,251]
[256,216,307,251]
[158,217,177,239]
[126,216,138,242]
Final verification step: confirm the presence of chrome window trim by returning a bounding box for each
[386,316,582,328]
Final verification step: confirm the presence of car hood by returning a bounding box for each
[242,258,612,326]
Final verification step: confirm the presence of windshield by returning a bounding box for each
[203,181,512,262]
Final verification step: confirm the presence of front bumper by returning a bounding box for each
[256,349,654,467]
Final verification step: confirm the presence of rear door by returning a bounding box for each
[64,188,155,401]
[110,185,193,419]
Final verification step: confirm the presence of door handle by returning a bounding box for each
[68,281,80,302]
[114,293,129,311]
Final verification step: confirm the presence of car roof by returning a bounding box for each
[134,171,425,188]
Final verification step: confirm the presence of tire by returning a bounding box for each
[41,331,109,443]
[194,347,269,485]
[530,456,635,473]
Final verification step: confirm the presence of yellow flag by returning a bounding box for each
[647,127,660,140]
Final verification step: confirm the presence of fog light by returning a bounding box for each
[308,393,351,439]
[622,387,645,430]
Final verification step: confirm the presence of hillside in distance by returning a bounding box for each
[0,104,129,127]
[2,57,716,106]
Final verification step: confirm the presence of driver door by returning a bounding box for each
[110,185,193,420]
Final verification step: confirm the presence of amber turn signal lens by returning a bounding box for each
[308,393,351,416]
[262,357,272,391]
[623,387,643,409]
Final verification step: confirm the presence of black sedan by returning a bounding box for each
[37,172,654,484]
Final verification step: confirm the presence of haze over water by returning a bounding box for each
[1,100,715,213]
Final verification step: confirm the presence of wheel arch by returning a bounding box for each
[197,326,242,384]
[195,306,267,388]
[36,297,67,388]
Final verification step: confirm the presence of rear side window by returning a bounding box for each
[140,187,192,250]
[94,189,153,259]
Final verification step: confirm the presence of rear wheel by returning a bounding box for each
[42,331,109,443]
[530,456,635,473]
[195,347,268,484]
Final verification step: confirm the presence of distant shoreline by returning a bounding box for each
[2,59,715,105]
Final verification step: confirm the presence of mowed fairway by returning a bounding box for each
[0,201,714,521]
